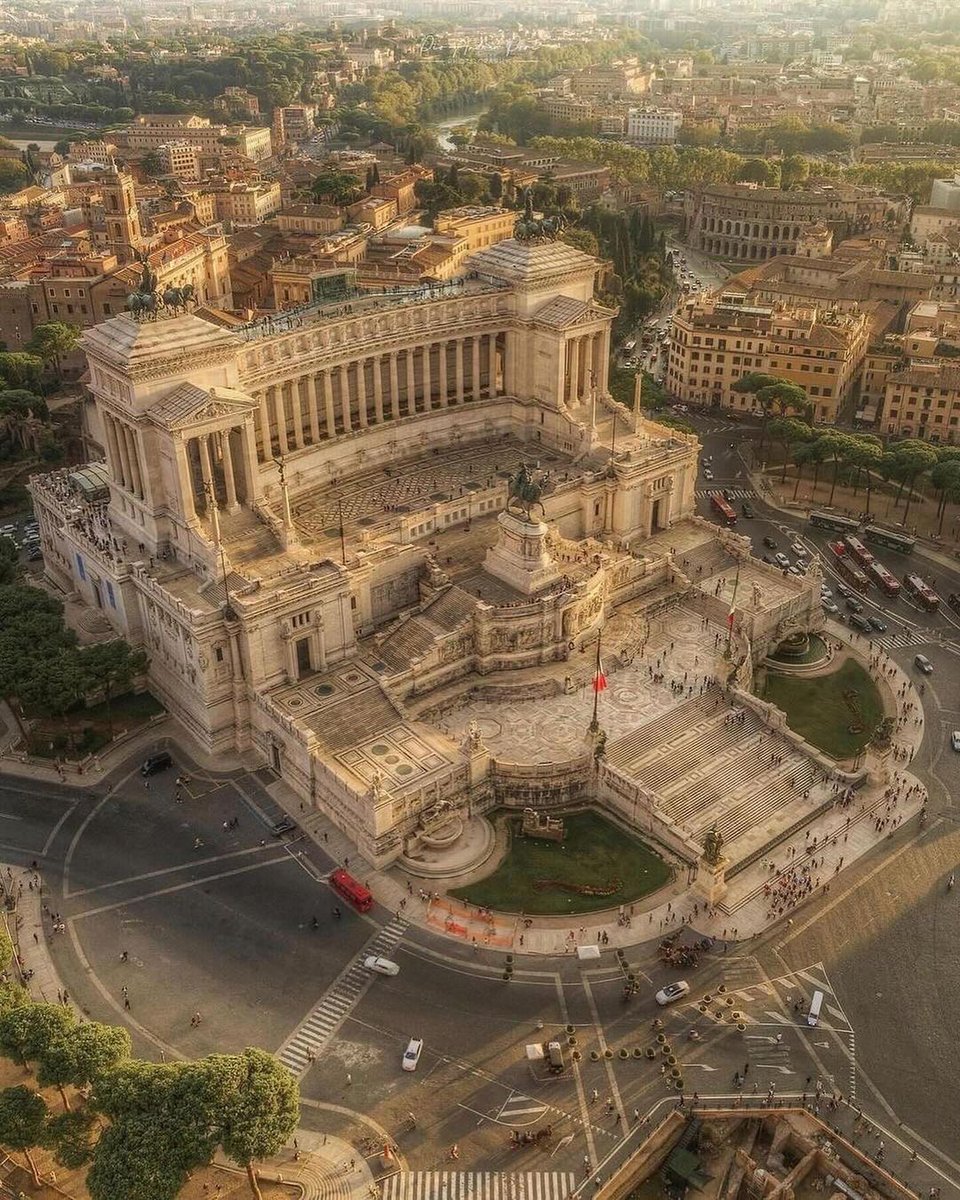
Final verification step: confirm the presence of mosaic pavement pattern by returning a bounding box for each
[435,608,730,762]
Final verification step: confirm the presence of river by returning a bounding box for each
[431,109,484,152]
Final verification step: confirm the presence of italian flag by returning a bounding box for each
[727,603,736,631]
[593,660,608,692]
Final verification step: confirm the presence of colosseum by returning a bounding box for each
[684,182,904,260]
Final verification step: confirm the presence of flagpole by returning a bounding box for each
[726,559,741,656]
[590,628,602,732]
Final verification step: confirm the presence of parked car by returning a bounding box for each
[951,730,960,752]
[762,553,775,565]
[763,536,778,550]
[835,582,854,599]
[790,541,807,557]
[270,818,296,837]
[703,468,714,480]
[845,597,864,613]
[402,1037,424,1071]
[774,552,790,569]
[141,750,173,776]
[822,599,840,614]
[655,980,690,1006]
[849,614,873,633]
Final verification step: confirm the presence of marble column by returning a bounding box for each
[322,370,336,438]
[175,437,196,521]
[291,379,305,448]
[339,364,352,433]
[221,428,239,512]
[405,349,416,415]
[198,433,216,508]
[583,333,594,399]
[438,340,449,406]
[355,360,368,429]
[127,425,145,498]
[422,344,432,410]
[568,336,580,406]
[115,420,133,492]
[307,375,321,445]
[389,351,401,420]
[240,425,260,503]
[257,391,272,460]
[104,416,124,488]
[472,336,481,402]
[271,385,288,456]
[373,356,384,424]
[455,338,465,404]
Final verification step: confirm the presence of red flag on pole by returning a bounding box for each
[593,659,608,692]
[727,604,736,631]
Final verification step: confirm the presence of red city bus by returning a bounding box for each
[330,868,373,912]
[903,574,941,612]
[831,545,869,592]
[710,492,737,525]
[843,535,875,570]
[868,561,901,599]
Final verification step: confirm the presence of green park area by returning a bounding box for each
[451,810,671,915]
[761,657,884,760]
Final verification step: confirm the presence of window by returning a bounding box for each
[215,647,224,663]
[76,554,86,581]
[106,581,116,608]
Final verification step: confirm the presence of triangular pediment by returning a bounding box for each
[148,383,258,431]
[532,294,594,329]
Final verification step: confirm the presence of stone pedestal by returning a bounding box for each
[867,743,892,787]
[484,510,561,596]
[696,855,729,906]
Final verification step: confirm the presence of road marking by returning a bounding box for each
[382,1173,577,1200]
[756,1065,795,1075]
[498,1092,550,1123]
[684,1063,718,1071]
[69,841,283,898]
[0,814,23,822]
[69,855,290,919]
[275,918,408,1075]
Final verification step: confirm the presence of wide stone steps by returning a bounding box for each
[695,757,820,848]
[633,712,761,793]
[426,585,478,631]
[605,692,723,769]
[310,686,400,751]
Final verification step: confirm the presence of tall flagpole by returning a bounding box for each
[726,559,741,656]
[590,627,602,732]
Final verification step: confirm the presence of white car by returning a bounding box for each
[655,980,690,1006]
[822,599,840,614]
[820,586,833,599]
[774,552,790,569]
[951,731,960,752]
[703,468,714,480]
[402,1037,423,1071]
[363,955,400,976]
[790,541,807,558]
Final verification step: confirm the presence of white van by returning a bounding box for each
[363,955,400,976]
[806,989,824,1027]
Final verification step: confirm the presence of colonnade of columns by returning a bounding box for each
[104,413,147,502]
[564,330,608,408]
[174,426,258,523]
[250,333,502,463]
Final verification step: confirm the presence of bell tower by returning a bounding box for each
[101,166,142,263]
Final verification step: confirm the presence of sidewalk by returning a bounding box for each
[216,1129,385,1200]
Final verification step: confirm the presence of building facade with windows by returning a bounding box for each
[666,296,870,424]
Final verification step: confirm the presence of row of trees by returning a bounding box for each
[768,419,960,533]
[0,959,298,1199]
[0,584,148,750]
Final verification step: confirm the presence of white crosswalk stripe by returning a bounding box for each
[275,918,407,1075]
[876,628,929,650]
[499,1092,550,1123]
[694,487,757,500]
[381,1173,576,1200]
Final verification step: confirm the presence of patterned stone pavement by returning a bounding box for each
[434,607,730,762]
[289,441,586,540]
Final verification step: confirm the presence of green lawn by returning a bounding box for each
[451,810,671,915]
[761,658,883,759]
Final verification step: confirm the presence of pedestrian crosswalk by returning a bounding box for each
[381,1172,576,1200]
[876,628,929,650]
[498,1092,551,1124]
[275,917,407,1075]
[694,487,756,500]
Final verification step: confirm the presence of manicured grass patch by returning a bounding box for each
[761,658,883,759]
[24,691,165,758]
[451,810,671,915]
